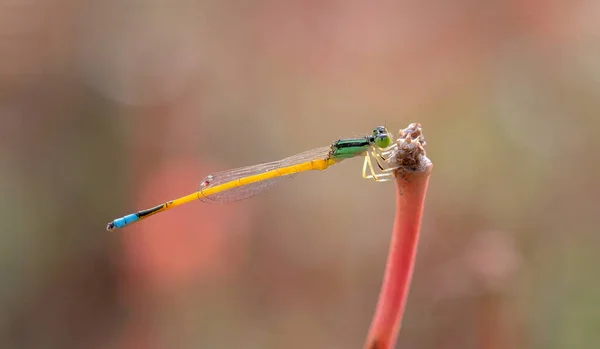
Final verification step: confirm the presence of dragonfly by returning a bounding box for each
[106,126,399,231]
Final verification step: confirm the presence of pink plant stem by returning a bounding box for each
[364,124,432,349]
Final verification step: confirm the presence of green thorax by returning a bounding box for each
[330,138,371,159]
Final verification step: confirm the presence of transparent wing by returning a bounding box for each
[199,146,332,203]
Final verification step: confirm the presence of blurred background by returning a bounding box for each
[1,1,599,348]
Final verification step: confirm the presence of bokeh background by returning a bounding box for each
[1,1,599,348]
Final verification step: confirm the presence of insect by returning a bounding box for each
[106,126,398,231]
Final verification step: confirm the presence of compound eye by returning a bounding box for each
[375,134,391,148]
[372,126,386,137]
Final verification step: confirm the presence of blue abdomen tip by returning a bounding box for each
[108,214,139,230]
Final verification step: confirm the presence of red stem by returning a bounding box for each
[364,153,432,349]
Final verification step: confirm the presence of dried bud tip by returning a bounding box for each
[386,122,429,172]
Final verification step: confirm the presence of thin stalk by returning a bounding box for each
[364,123,432,349]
